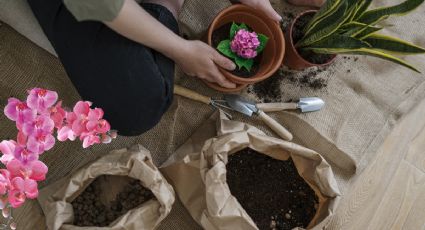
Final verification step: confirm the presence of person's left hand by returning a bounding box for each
[238,0,282,22]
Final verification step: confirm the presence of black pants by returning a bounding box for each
[27,1,178,136]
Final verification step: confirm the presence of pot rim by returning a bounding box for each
[288,10,337,67]
[207,4,285,84]
[202,80,248,93]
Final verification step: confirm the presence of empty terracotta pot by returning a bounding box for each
[205,4,285,92]
[284,10,336,70]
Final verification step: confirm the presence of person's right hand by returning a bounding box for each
[173,40,237,89]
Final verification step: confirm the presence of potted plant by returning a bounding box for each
[205,4,285,92]
[284,0,425,71]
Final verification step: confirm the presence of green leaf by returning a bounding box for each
[217,40,236,59]
[235,56,254,71]
[358,0,425,25]
[239,23,249,30]
[304,0,342,34]
[305,35,371,50]
[230,22,239,39]
[353,0,373,20]
[340,22,382,37]
[310,47,421,72]
[354,25,383,39]
[344,0,362,23]
[298,1,349,47]
[364,34,425,54]
[257,34,269,53]
[340,22,369,36]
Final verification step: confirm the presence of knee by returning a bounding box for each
[107,90,174,137]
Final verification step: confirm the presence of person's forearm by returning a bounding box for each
[104,0,185,60]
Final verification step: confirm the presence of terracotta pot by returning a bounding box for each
[203,80,248,93]
[284,10,336,70]
[205,4,285,92]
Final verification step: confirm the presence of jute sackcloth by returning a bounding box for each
[1,0,425,229]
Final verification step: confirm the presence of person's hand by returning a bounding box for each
[174,40,237,88]
[238,0,282,22]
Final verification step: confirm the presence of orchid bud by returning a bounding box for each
[101,134,112,144]
[9,222,17,229]
[2,208,10,218]
[109,130,118,139]
[0,197,7,210]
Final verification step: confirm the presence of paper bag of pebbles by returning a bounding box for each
[162,112,340,230]
[38,145,175,230]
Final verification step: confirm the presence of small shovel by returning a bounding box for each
[256,97,325,113]
[225,94,294,141]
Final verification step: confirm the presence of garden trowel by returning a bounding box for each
[224,94,293,141]
[256,97,325,113]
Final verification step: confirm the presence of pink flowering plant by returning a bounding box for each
[0,88,116,229]
[217,22,269,71]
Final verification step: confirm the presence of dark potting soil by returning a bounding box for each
[72,177,154,227]
[227,148,318,230]
[290,13,334,65]
[212,23,261,78]
[249,66,329,102]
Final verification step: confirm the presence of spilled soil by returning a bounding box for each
[227,148,318,230]
[248,65,330,102]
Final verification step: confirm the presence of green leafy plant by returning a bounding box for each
[296,0,425,72]
[217,22,269,71]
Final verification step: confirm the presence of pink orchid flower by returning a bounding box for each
[0,169,11,195]
[22,115,55,137]
[70,101,92,136]
[86,108,111,133]
[80,132,101,148]
[26,88,58,114]
[13,146,39,165]
[0,140,17,165]
[49,101,66,129]
[57,125,77,142]
[27,134,55,154]
[4,98,36,127]
[7,159,48,182]
[8,177,38,208]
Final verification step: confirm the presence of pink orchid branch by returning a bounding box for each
[0,88,116,228]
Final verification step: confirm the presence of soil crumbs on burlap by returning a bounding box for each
[248,66,330,102]
[227,148,318,230]
[212,23,261,78]
[72,176,154,227]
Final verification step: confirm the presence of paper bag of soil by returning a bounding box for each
[162,112,340,230]
[38,145,175,230]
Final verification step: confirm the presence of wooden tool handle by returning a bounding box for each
[174,85,211,105]
[258,110,293,141]
[256,103,298,112]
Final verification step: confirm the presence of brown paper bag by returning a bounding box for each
[38,145,175,230]
[162,112,340,230]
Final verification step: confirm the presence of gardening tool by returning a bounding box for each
[256,97,325,113]
[174,85,233,117]
[224,94,293,141]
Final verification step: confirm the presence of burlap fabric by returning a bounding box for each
[0,0,425,229]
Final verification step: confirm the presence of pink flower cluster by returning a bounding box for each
[0,88,116,209]
[230,29,261,59]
